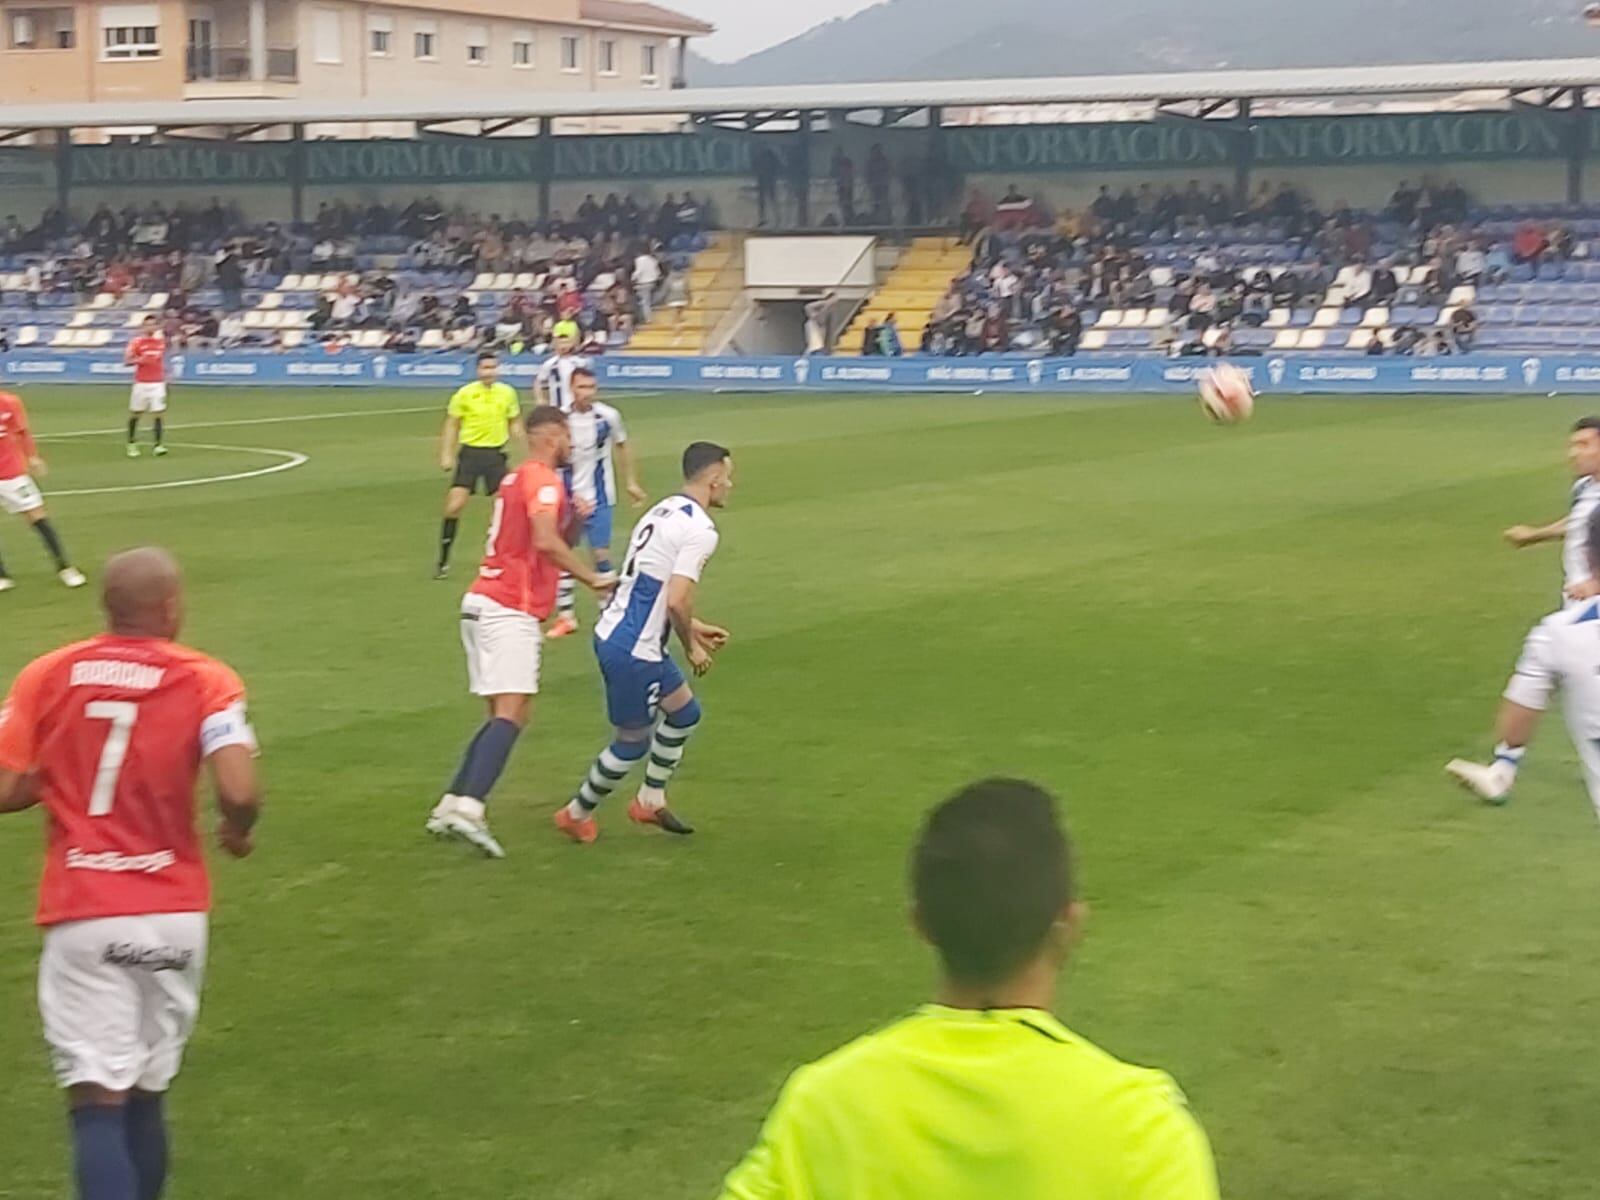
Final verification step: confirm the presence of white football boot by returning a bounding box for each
[435,795,506,858]
[1445,758,1514,806]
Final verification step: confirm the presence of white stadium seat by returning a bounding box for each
[1080,330,1109,350]
[1298,329,1326,350]
[1266,308,1290,328]
[17,326,38,346]
[470,273,494,290]
[91,329,113,346]
[1312,308,1339,328]
[1096,310,1124,328]
[144,292,169,309]
[1360,306,1390,328]
[419,329,446,349]
[90,292,115,309]
[1348,329,1375,350]
[68,311,94,328]
[1149,267,1174,288]
[511,272,535,289]
[259,292,283,310]
[490,273,514,290]
[1273,330,1301,349]
[1121,308,1146,328]
[1447,284,1477,306]
[280,330,306,348]
[280,274,303,290]
[1143,309,1171,327]
[1436,305,1458,327]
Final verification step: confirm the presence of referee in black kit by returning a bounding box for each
[435,351,522,578]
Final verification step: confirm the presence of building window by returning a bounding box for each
[464,21,486,63]
[640,42,658,83]
[99,4,159,58]
[559,33,578,71]
[312,6,340,63]
[597,37,616,74]
[412,18,435,59]
[9,7,75,49]
[367,12,392,56]
[511,29,532,67]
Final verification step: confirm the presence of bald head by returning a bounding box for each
[102,547,184,638]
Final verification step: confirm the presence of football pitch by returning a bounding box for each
[4,384,1600,1199]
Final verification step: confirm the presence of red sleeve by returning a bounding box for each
[14,399,36,461]
[0,656,51,772]
[525,468,564,523]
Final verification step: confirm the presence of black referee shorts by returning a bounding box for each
[452,445,509,495]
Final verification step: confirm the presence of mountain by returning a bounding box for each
[689,0,1594,86]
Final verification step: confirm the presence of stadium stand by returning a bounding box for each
[0,198,718,358]
[839,236,972,355]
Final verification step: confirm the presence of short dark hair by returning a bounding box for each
[912,779,1073,988]
[571,365,596,383]
[525,406,568,434]
[1575,417,1600,437]
[682,441,730,481]
[477,351,499,365]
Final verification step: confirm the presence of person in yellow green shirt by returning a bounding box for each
[717,778,1221,1200]
[436,351,522,579]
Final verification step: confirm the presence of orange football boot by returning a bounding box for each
[554,806,599,844]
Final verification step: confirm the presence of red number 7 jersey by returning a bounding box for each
[0,634,255,927]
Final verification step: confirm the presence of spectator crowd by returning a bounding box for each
[1,191,713,355]
[917,177,1571,357]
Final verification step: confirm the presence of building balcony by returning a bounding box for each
[184,42,297,98]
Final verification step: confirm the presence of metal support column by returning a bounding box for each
[1570,88,1587,206]
[796,111,814,228]
[289,122,306,225]
[536,119,551,223]
[1232,98,1253,208]
[54,131,71,217]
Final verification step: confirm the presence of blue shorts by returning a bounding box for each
[581,503,614,553]
[595,638,685,729]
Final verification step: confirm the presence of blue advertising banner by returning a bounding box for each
[0,350,1591,394]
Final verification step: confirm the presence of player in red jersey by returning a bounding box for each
[0,547,262,1200]
[426,406,615,857]
[0,389,87,593]
[123,316,169,458]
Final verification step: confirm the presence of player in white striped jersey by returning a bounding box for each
[533,334,591,413]
[1502,417,1600,606]
[546,368,647,639]
[1448,504,1600,816]
[555,441,733,843]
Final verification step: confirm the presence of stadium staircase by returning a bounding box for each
[839,236,968,354]
[626,233,742,355]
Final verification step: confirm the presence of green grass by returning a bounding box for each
[3,384,1600,1199]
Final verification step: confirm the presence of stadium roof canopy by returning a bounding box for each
[6,57,1600,131]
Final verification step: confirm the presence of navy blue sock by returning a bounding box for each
[125,1094,168,1200]
[33,519,69,570]
[70,1105,137,1200]
[458,718,521,805]
[447,724,490,795]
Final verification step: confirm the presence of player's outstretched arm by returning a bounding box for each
[1505,518,1567,548]
[617,442,647,507]
[667,576,714,675]
[532,509,614,593]
[439,416,461,472]
[210,744,262,859]
[691,618,730,650]
[0,768,39,813]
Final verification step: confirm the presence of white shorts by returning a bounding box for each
[460,591,542,697]
[39,912,208,1092]
[130,382,168,414]
[0,473,43,515]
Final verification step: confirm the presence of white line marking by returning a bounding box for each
[49,442,310,497]
[39,404,436,440]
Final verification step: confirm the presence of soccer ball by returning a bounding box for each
[1197,363,1256,424]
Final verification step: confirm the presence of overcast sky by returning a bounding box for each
[672,0,884,62]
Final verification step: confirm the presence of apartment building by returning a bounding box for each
[0,0,710,104]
